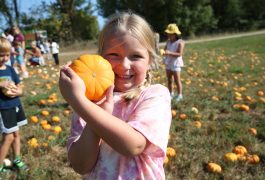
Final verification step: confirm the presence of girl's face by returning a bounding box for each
[102,33,150,92]
[0,52,10,66]
[167,33,177,42]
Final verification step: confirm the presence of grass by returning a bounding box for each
[2,33,265,179]
[160,33,265,179]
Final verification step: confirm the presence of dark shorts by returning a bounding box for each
[0,105,27,134]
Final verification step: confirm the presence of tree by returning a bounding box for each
[0,0,21,27]
[97,0,217,37]
[20,0,99,41]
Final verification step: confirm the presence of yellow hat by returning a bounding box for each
[164,24,181,35]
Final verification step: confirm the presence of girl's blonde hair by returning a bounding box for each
[98,12,160,101]
[0,37,12,53]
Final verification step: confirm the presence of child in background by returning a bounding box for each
[26,41,45,66]
[50,39,60,65]
[2,29,15,67]
[13,41,29,78]
[0,37,28,173]
[163,24,185,101]
[12,26,25,52]
[59,12,172,179]
[43,40,51,60]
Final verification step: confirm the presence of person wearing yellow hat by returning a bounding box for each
[163,23,185,102]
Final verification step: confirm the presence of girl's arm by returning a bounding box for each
[68,86,114,174]
[165,40,185,57]
[68,125,101,174]
[25,49,33,56]
[21,41,25,50]
[12,50,19,56]
[164,41,168,51]
[59,66,147,157]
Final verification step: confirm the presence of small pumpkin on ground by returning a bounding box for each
[224,152,238,162]
[233,145,248,155]
[207,162,222,173]
[166,147,176,157]
[246,154,260,164]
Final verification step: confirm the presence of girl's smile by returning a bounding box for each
[102,33,150,92]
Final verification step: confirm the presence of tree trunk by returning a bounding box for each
[13,0,20,26]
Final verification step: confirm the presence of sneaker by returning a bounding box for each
[170,92,174,99]
[0,166,10,176]
[13,158,29,172]
[22,72,29,78]
[175,95,183,102]
[0,166,7,173]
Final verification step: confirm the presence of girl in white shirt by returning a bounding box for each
[50,39,60,65]
[163,24,185,102]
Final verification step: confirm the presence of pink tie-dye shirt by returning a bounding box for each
[67,84,172,180]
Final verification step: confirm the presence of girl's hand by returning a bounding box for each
[164,50,171,56]
[59,63,86,105]
[97,85,114,114]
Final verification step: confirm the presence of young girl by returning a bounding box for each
[163,24,185,101]
[13,41,29,78]
[59,12,172,179]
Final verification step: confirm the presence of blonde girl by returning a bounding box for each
[59,12,172,179]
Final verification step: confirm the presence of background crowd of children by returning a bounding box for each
[0,26,61,176]
[1,26,60,80]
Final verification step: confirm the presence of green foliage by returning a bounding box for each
[15,0,99,42]
[97,0,217,37]
[1,0,265,40]
[211,0,265,31]
[72,10,99,40]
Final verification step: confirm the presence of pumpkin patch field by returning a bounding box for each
[2,33,265,179]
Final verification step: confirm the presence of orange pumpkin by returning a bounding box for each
[70,54,114,101]
[163,156,169,165]
[246,154,260,164]
[166,147,176,157]
[30,116,38,123]
[207,162,222,173]
[233,145,247,155]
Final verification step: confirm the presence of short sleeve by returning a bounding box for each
[127,85,172,157]
[67,112,86,151]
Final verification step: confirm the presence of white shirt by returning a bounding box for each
[50,42,59,54]
[164,39,184,67]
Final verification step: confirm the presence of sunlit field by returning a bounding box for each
[2,34,265,179]
[162,34,265,179]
